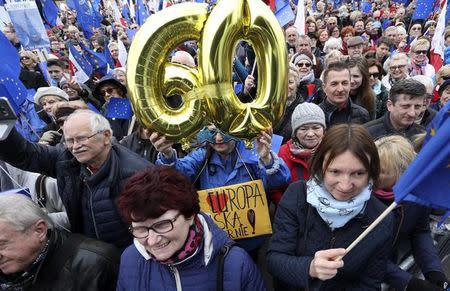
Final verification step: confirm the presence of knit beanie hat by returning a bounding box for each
[291,103,326,137]
[34,87,69,105]
[291,53,313,65]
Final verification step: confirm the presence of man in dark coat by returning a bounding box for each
[319,62,371,128]
[0,194,120,290]
[0,110,151,249]
[365,79,426,141]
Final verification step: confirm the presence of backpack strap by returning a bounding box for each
[35,174,48,207]
[216,242,235,291]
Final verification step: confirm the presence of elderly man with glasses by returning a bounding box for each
[0,110,151,250]
[381,53,410,91]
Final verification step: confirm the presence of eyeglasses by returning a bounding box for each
[414,50,428,55]
[100,87,117,96]
[369,72,380,78]
[63,131,103,146]
[129,214,181,238]
[390,64,407,70]
[296,62,312,68]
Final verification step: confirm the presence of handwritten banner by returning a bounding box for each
[198,180,272,240]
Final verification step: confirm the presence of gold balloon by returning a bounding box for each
[127,3,208,149]
[199,0,288,147]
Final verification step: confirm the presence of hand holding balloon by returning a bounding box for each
[256,128,273,166]
[150,132,175,159]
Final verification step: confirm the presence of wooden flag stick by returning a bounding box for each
[344,202,397,256]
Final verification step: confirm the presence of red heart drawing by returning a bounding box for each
[206,191,228,215]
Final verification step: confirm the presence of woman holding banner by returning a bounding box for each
[116,166,265,291]
[150,125,290,259]
[267,124,394,290]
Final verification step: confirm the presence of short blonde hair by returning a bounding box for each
[288,63,300,85]
[436,65,450,85]
[375,135,416,181]
[410,38,430,52]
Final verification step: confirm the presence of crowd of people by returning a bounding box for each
[0,0,450,290]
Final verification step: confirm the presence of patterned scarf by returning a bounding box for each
[157,216,204,265]
[0,240,50,291]
[306,179,372,230]
[373,188,394,201]
[410,56,429,77]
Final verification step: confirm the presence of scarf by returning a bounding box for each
[289,139,316,157]
[0,240,50,291]
[410,56,429,77]
[372,80,382,95]
[299,71,315,84]
[373,188,394,201]
[306,179,372,230]
[156,216,204,265]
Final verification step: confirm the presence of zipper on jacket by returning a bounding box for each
[330,231,336,248]
[83,178,100,239]
[169,265,183,291]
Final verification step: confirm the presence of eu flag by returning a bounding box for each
[73,0,102,38]
[106,97,133,119]
[362,1,372,14]
[0,66,28,114]
[412,0,434,20]
[393,102,450,210]
[79,42,108,76]
[0,31,20,76]
[136,0,150,26]
[39,0,59,27]
[104,45,116,72]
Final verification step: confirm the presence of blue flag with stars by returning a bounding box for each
[393,102,450,210]
[106,97,133,119]
[275,0,295,27]
[73,0,102,39]
[412,0,434,20]
[68,43,93,80]
[104,45,116,72]
[0,66,28,114]
[0,31,20,75]
[79,42,108,76]
[39,0,59,27]
[362,1,372,14]
[136,0,150,26]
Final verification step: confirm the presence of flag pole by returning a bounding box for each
[344,202,397,256]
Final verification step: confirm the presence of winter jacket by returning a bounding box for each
[297,79,326,105]
[319,98,371,128]
[27,229,120,291]
[375,83,389,119]
[270,140,311,204]
[377,199,445,291]
[0,129,151,249]
[116,213,266,291]
[267,181,394,291]
[120,131,159,163]
[156,142,290,251]
[418,107,437,128]
[364,112,425,141]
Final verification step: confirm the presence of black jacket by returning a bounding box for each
[120,132,158,163]
[30,230,120,290]
[319,98,370,128]
[0,129,151,249]
[364,113,425,141]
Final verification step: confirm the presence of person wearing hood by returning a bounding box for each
[116,166,265,291]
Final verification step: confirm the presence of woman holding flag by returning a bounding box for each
[267,124,394,290]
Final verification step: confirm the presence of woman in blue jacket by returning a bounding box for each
[267,124,394,290]
[117,166,266,291]
[150,125,290,256]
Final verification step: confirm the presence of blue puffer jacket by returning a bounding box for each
[267,181,394,291]
[156,142,291,192]
[156,142,291,251]
[116,213,266,291]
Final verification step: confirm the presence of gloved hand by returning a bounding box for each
[39,130,62,145]
[406,277,444,291]
[425,271,449,290]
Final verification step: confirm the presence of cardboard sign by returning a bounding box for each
[198,180,272,240]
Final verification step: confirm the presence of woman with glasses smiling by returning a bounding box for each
[410,38,435,78]
[381,53,410,91]
[116,166,265,291]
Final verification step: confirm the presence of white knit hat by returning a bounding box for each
[34,86,69,105]
[291,103,326,137]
